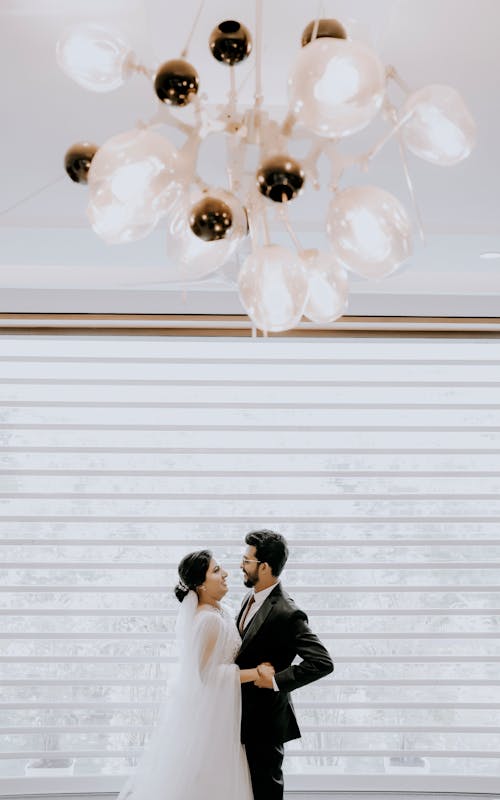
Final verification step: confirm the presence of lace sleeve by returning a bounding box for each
[191,611,225,683]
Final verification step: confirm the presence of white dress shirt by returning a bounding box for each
[241,579,280,691]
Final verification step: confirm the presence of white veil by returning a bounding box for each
[116,591,252,800]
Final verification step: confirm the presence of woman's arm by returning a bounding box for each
[239,668,259,684]
[240,662,275,684]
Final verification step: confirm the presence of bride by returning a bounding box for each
[117,549,271,800]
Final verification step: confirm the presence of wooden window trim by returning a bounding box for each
[0,314,500,337]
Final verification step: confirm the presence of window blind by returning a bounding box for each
[1,334,499,795]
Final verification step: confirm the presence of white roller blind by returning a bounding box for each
[1,334,500,795]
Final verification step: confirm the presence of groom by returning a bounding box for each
[235,529,334,800]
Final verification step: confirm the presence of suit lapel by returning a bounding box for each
[238,583,282,656]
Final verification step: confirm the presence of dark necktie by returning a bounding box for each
[239,594,255,633]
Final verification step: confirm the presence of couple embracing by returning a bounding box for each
[118,529,334,800]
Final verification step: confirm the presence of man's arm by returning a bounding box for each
[273,610,334,693]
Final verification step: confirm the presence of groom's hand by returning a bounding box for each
[254,663,275,689]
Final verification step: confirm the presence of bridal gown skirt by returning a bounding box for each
[116,603,254,800]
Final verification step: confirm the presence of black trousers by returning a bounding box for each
[244,740,285,800]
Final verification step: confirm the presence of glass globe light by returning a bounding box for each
[86,128,181,244]
[401,84,476,166]
[87,187,159,244]
[288,37,386,138]
[209,20,252,65]
[189,197,233,241]
[56,24,134,92]
[64,142,98,184]
[301,18,347,46]
[256,155,305,202]
[302,249,349,323]
[237,244,309,332]
[327,185,412,279]
[154,59,199,106]
[166,188,248,280]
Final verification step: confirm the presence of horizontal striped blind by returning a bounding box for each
[1,334,500,794]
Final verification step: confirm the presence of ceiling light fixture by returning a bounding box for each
[57,3,476,332]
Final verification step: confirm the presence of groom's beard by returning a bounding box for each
[242,571,258,589]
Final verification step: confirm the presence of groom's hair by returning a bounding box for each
[245,529,289,576]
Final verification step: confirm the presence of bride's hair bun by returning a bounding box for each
[174,549,212,603]
[174,581,190,603]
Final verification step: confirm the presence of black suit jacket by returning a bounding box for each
[235,582,334,745]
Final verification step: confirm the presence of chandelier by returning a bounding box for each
[57,4,476,333]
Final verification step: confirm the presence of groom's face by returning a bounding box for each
[240,545,261,588]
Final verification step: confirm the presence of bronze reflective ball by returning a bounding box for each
[64,142,98,184]
[154,59,199,106]
[209,20,252,65]
[256,156,305,202]
[301,18,347,46]
[189,197,233,241]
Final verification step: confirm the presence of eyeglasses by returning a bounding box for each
[241,557,262,565]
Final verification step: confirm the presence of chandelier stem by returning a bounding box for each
[279,200,304,255]
[396,132,426,245]
[180,0,206,59]
[310,1,325,42]
[245,192,263,252]
[323,142,345,194]
[145,106,195,136]
[386,65,412,95]
[128,60,155,81]
[383,99,426,245]
[366,105,415,162]
[303,139,324,189]
[229,65,237,107]
[311,17,320,42]
[254,0,264,115]
[237,63,255,95]
[281,111,296,138]
[179,129,204,190]
[261,201,271,246]
[225,69,239,193]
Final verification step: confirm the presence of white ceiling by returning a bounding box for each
[0,0,499,316]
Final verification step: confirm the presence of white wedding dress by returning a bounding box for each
[117,590,253,800]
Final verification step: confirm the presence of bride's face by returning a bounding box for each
[202,558,229,600]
